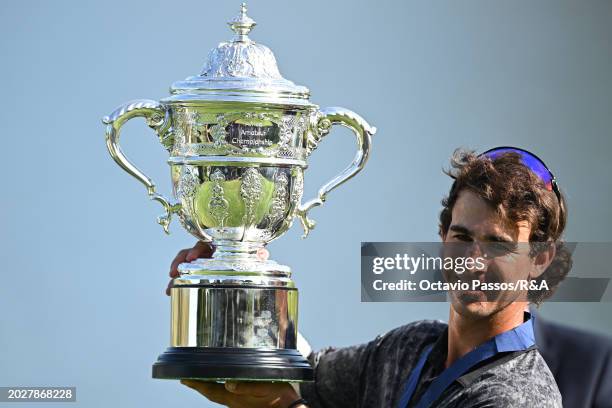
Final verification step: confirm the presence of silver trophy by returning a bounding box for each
[103,4,375,382]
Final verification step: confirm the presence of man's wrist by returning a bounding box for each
[287,397,308,408]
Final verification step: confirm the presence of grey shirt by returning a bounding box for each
[299,320,562,407]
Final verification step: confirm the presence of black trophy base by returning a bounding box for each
[152,347,314,382]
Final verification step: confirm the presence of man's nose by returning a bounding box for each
[465,242,490,272]
[466,241,483,258]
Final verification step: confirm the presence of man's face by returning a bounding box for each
[441,190,539,319]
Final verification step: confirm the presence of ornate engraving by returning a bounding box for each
[305,111,331,156]
[281,115,307,158]
[266,172,289,227]
[172,124,186,148]
[177,166,199,199]
[171,108,200,151]
[291,168,304,209]
[240,168,263,226]
[183,110,200,126]
[210,116,229,145]
[174,111,308,159]
[201,5,283,81]
[279,115,297,145]
[296,115,307,136]
[209,169,230,227]
[202,42,283,79]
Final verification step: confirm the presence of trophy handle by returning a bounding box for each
[103,99,181,234]
[296,107,376,238]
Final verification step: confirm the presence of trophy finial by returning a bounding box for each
[228,3,256,42]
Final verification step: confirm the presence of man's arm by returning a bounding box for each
[455,382,562,408]
[299,341,373,408]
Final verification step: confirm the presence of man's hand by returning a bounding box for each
[180,380,306,408]
[166,241,214,295]
[166,241,270,294]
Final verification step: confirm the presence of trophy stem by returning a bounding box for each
[211,240,264,260]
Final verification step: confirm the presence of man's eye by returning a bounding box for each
[453,234,472,242]
[486,242,518,256]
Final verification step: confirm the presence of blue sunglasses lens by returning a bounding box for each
[480,147,554,191]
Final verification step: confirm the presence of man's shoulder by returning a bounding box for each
[312,319,447,364]
[356,319,447,375]
[373,319,447,348]
[301,320,448,408]
[456,349,562,407]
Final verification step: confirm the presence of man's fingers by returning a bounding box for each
[256,248,270,261]
[168,242,214,296]
[181,380,231,405]
[168,242,212,295]
[224,381,286,397]
[186,241,214,262]
[169,249,189,278]
[169,242,213,279]
[181,380,296,407]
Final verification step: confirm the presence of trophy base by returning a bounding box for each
[152,347,314,382]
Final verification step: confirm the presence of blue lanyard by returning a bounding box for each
[397,315,536,408]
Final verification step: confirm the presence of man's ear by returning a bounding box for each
[531,242,556,279]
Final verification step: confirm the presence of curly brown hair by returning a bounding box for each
[438,148,572,304]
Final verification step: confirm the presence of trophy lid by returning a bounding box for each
[167,4,311,106]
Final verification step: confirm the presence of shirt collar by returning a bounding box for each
[494,311,536,352]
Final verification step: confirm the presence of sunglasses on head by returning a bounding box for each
[479,146,561,204]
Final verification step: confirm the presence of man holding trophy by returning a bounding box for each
[104,4,567,408]
[172,148,567,407]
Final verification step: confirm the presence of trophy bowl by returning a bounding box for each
[103,4,375,382]
[172,164,300,243]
